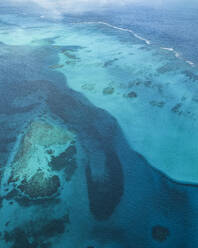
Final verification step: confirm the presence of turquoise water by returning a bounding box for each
[0,6,198,248]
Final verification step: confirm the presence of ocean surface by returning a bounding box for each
[0,3,198,247]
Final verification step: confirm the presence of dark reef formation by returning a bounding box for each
[18,172,60,199]
[152,225,170,242]
[49,143,77,181]
[102,86,115,95]
[4,215,69,248]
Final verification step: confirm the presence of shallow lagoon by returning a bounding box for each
[0,9,198,248]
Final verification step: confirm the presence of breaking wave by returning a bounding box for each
[70,20,196,67]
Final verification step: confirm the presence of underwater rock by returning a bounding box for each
[124,91,137,98]
[81,83,95,92]
[103,58,118,67]
[64,50,81,66]
[149,100,165,108]
[61,46,83,54]
[152,225,170,242]
[49,64,64,69]
[171,103,182,114]
[103,87,115,95]
[65,61,75,65]
[63,51,78,60]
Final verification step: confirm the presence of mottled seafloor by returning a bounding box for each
[1,6,198,248]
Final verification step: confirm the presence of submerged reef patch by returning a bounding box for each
[49,64,64,69]
[152,225,170,242]
[49,143,77,181]
[7,120,76,199]
[183,70,198,81]
[123,91,137,98]
[150,100,165,108]
[103,87,115,95]
[18,172,60,198]
[3,215,69,248]
[103,58,118,68]
[81,83,96,92]
[171,103,182,115]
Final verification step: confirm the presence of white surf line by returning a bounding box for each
[97,21,151,45]
[71,21,195,67]
[161,47,195,67]
[98,23,195,68]
[72,21,151,45]
[186,60,195,66]
[161,47,180,58]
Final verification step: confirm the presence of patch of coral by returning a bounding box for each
[8,120,76,199]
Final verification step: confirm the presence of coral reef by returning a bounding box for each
[49,143,77,181]
[8,120,76,199]
[124,91,137,98]
[81,83,95,92]
[49,64,64,69]
[103,58,118,67]
[103,87,115,95]
[183,70,198,81]
[150,100,165,108]
[3,215,70,248]
[171,103,182,114]
[18,171,60,198]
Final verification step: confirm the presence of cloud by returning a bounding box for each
[4,0,197,18]
[4,0,164,19]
